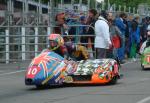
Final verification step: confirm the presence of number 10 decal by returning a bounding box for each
[26,66,41,78]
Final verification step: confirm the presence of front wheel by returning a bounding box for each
[36,85,46,89]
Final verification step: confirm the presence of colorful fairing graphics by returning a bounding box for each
[141,47,150,69]
[66,59,119,84]
[25,50,120,88]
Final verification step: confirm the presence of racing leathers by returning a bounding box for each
[65,42,89,61]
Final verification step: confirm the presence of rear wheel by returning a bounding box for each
[109,76,118,85]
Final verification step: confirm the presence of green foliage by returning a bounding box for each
[109,0,150,9]
[32,0,150,9]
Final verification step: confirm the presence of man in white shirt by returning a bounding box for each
[94,11,112,59]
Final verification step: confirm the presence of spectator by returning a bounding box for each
[115,12,127,63]
[94,10,112,59]
[79,16,87,44]
[85,9,97,48]
[129,14,140,61]
[107,12,122,60]
[54,12,68,35]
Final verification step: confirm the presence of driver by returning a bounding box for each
[48,33,69,59]
[140,25,150,54]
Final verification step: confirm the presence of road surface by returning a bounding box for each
[0,60,150,103]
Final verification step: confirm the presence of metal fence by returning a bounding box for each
[0,25,96,63]
[0,0,149,64]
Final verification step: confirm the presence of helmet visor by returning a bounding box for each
[49,40,58,48]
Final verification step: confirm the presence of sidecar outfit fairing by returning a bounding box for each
[65,59,120,84]
[25,51,67,87]
[25,50,120,88]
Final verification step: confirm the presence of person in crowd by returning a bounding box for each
[79,16,87,44]
[125,15,133,59]
[129,14,140,61]
[140,25,150,54]
[107,12,122,60]
[54,12,68,35]
[115,12,127,63]
[85,9,97,48]
[94,10,112,59]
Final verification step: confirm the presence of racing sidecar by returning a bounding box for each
[25,50,120,88]
[65,59,120,85]
[141,46,150,70]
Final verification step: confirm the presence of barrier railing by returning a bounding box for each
[0,24,95,63]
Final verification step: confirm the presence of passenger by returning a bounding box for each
[65,41,89,61]
[140,25,150,54]
[47,34,69,59]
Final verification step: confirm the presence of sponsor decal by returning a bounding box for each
[64,76,73,83]
[42,73,54,85]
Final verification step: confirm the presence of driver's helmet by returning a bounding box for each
[48,34,64,50]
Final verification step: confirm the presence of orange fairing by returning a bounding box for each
[92,73,111,84]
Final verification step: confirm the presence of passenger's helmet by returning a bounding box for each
[48,34,64,50]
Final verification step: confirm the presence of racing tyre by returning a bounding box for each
[36,85,46,89]
[109,76,118,85]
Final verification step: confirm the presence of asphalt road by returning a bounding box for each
[0,60,150,103]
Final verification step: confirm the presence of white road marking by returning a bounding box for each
[0,70,26,76]
[121,59,140,66]
[121,61,133,65]
[137,96,150,103]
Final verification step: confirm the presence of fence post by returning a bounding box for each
[47,27,51,48]
[137,9,139,14]
[129,7,131,13]
[107,0,110,11]
[133,7,135,14]
[95,1,98,10]
[5,29,9,64]
[102,2,105,10]
[21,27,26,60]
[87,0,90,10]
[35,27,38,57]
[119,5,121,12]
[114,4,116,12]
[79,0,82,11]
[124,5,126,12]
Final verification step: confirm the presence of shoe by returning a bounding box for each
[120,60,125,64]
[132,58,136,62]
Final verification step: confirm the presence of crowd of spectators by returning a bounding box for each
[53,9,150,63]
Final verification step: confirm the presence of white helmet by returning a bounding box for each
[147,25,150,31]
